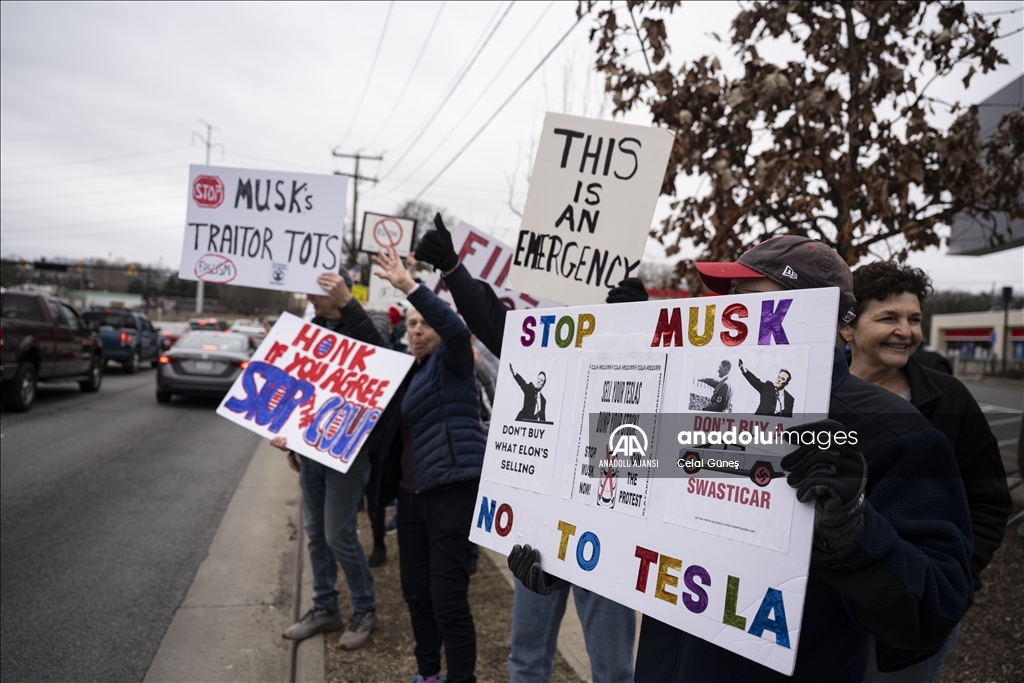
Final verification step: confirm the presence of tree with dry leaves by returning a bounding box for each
[581,1,1023,289]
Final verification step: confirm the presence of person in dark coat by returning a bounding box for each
[414,214,640,683]
[843,261,1012,682]
[511,236,973,683]
[372,247,485,683]
[738,358,795,416]
[700,360,734,412]
[511,365,547,422]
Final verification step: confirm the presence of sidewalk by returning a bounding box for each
[144,440,322,683]
[144,439,597,682]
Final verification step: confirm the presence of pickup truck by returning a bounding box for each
[1,290,104,411]
[81,308,161,373]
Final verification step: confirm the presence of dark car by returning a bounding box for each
[82,308,161,373]
[188,317,230,332]
[156,331,253,403]
[1,290,104,411]
[157,321,190,350]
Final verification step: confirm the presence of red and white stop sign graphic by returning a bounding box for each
[192,175,224,208]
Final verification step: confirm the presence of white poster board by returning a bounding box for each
[367,273,407,311]
[509,113,673,305]
[216,312,413,473]
[180,165,347,295]
[360,212,417,256]
[469,288,842,675]
[424,221,563,312]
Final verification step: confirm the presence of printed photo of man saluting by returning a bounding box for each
[739,358,795,417]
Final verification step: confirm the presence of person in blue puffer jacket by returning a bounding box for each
[373,246,485,683]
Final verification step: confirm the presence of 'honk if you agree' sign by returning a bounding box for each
[470,288,842,675]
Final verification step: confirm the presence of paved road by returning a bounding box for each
[1,365,260,682]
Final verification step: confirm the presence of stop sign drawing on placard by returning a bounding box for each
[192,175,224,208]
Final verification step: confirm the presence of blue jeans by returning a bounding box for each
[300,455,375,613]
[863,623,961,683]
[508,581,634,683]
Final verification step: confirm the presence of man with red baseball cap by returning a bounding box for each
[629,236,973,681]
[695,234,858,324]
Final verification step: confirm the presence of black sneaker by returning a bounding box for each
[282,606,343,640]
[368,543,387,567]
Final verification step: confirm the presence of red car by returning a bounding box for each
[157,322,190,351]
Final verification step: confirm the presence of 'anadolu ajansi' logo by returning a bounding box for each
[608,423,648,459]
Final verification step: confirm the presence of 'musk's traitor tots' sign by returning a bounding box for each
[180,165,348,295]
[217,312,413,473]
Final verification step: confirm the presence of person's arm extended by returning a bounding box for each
[443,263,508,357]
[407,284,474,377]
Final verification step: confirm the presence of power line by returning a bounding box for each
[380,1,515,181]
[336,1,395,151]
[0,193,181,215]
[0,145,192,173]
[0,179,182,204]
[0,164,186,186]
[413,12,585,202]
[363,1,447,151]
[1,212,177,234]
[396,1,555,185]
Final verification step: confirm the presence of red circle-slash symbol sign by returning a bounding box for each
[192,175,224,208]
[372,218,403,249]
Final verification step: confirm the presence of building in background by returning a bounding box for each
[929,309,1024,373]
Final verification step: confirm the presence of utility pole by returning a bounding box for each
[331,149,383,269]
[191,119,224,314]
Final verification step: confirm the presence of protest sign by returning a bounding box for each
[469,288,841,675]
[424,221,563,312]
[367,272,407,310]
[180,165,347,295]
[509,113,673,306]
[360,212,417,256]
[216,312,413,473]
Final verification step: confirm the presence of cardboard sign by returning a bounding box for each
[360,212,417,256]
[367,272,407,311]
[509,113,673,305]
[469,288,842,675]
[424,221,563,312]
[180,165,348,295]
[216,312,413,473]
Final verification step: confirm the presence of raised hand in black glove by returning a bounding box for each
[780,419,867,551]
[507,544,568,596]
[413,212,459,274]
[606,278,648,304]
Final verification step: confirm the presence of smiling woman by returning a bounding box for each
[846,261,1013,683]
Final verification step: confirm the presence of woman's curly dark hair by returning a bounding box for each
[851,262,932,319]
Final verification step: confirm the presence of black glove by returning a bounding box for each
[414,213,459,274]
[606,278,648,304]
[507,544,568,596]
[780,419,867,551]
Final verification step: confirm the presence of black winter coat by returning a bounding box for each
[904,357,1012,591]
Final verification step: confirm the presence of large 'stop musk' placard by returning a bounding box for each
[217,312,413,473]
[510,113,673,306]
[180,165,348,295]
[470,288,843,676]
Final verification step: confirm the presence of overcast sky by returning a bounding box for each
[2,1,1021,293]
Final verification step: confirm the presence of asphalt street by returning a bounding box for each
[0,365,261,682]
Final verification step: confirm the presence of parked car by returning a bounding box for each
[157,321,190,351]
[1,290,104,411]
[156,331,253,403]
[82,308,161,374]
[228,323,266,348]
[188,317,230,331]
